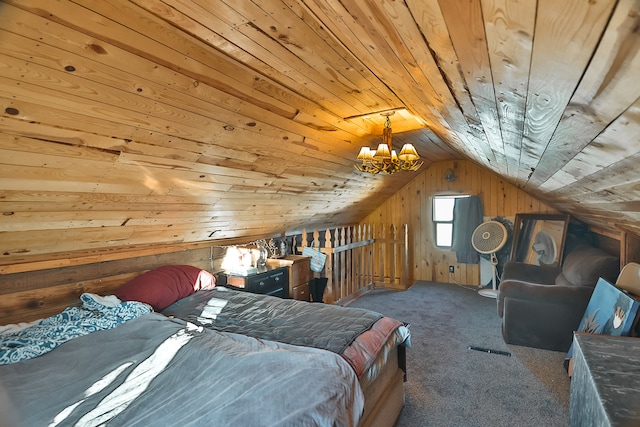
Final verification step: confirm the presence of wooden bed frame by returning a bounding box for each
[359,346,406,427]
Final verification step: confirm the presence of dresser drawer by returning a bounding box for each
[292,282,310,302]
[291,258,313,286]
[245,268,288,297]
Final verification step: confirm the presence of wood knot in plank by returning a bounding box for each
[88,43,107,54]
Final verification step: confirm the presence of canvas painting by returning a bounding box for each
[565,277,640,375]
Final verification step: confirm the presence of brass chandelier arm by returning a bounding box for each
[354,158,424,174]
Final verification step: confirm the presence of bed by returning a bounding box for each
[0,298,364,426]
[1,265,410,427]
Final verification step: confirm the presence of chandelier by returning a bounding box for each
[355,112,423,174]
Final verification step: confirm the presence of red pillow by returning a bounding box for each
[114,265,214,311]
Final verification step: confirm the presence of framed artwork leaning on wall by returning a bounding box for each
[565,277,640,375]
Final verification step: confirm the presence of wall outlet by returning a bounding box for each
[449,265,455,273]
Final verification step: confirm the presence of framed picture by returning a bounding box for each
[565,277,640,375]
[510,213,570,267]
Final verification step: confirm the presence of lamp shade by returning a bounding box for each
[373,143,391,160]
[357,146,373,160]
[398,144,419,161]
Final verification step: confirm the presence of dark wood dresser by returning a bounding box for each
[217,265,289,298]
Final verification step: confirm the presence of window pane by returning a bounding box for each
[433,197,456,221]
[436,223,453,247]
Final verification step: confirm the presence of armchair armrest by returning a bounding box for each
[502,261,562,285]
[497,280,594,318]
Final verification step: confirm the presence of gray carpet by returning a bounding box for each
[346,281,571,427]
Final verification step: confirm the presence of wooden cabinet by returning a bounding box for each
[267,255,312,301]
[218,265,289,298]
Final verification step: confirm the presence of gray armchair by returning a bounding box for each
[498,244,619,352]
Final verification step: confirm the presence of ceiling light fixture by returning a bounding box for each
[355,111,423,174]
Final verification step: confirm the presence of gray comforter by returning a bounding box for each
[162,287,383,354]
[0,313,364,427]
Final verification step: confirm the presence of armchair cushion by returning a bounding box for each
[498,243,619,351]
[555,244,620,287]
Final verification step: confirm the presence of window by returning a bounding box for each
[432,195,469,248]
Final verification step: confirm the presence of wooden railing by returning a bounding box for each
[295,224,409,304]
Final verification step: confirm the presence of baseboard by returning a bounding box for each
[337,284,374,306]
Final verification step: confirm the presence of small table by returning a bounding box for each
[569,333,640,426]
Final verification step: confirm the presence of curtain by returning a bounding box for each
[451,196,483,264]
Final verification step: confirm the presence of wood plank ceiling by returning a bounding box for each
[1,0,640,262]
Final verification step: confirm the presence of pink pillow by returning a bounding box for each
[114,265,216,311]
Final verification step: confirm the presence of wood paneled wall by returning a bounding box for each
[0,245,227,325]
[360,160,559,286]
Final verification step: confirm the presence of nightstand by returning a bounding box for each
[217,265,289,298]
[267,255,312,301]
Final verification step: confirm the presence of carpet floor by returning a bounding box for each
[346,281,571,427]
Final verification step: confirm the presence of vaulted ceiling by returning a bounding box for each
[2,0,640,261]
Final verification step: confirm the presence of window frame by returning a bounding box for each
[432,195,470,249]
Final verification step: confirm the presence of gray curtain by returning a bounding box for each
[451,196,483,264]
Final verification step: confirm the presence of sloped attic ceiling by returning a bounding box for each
[1,0,640,259]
